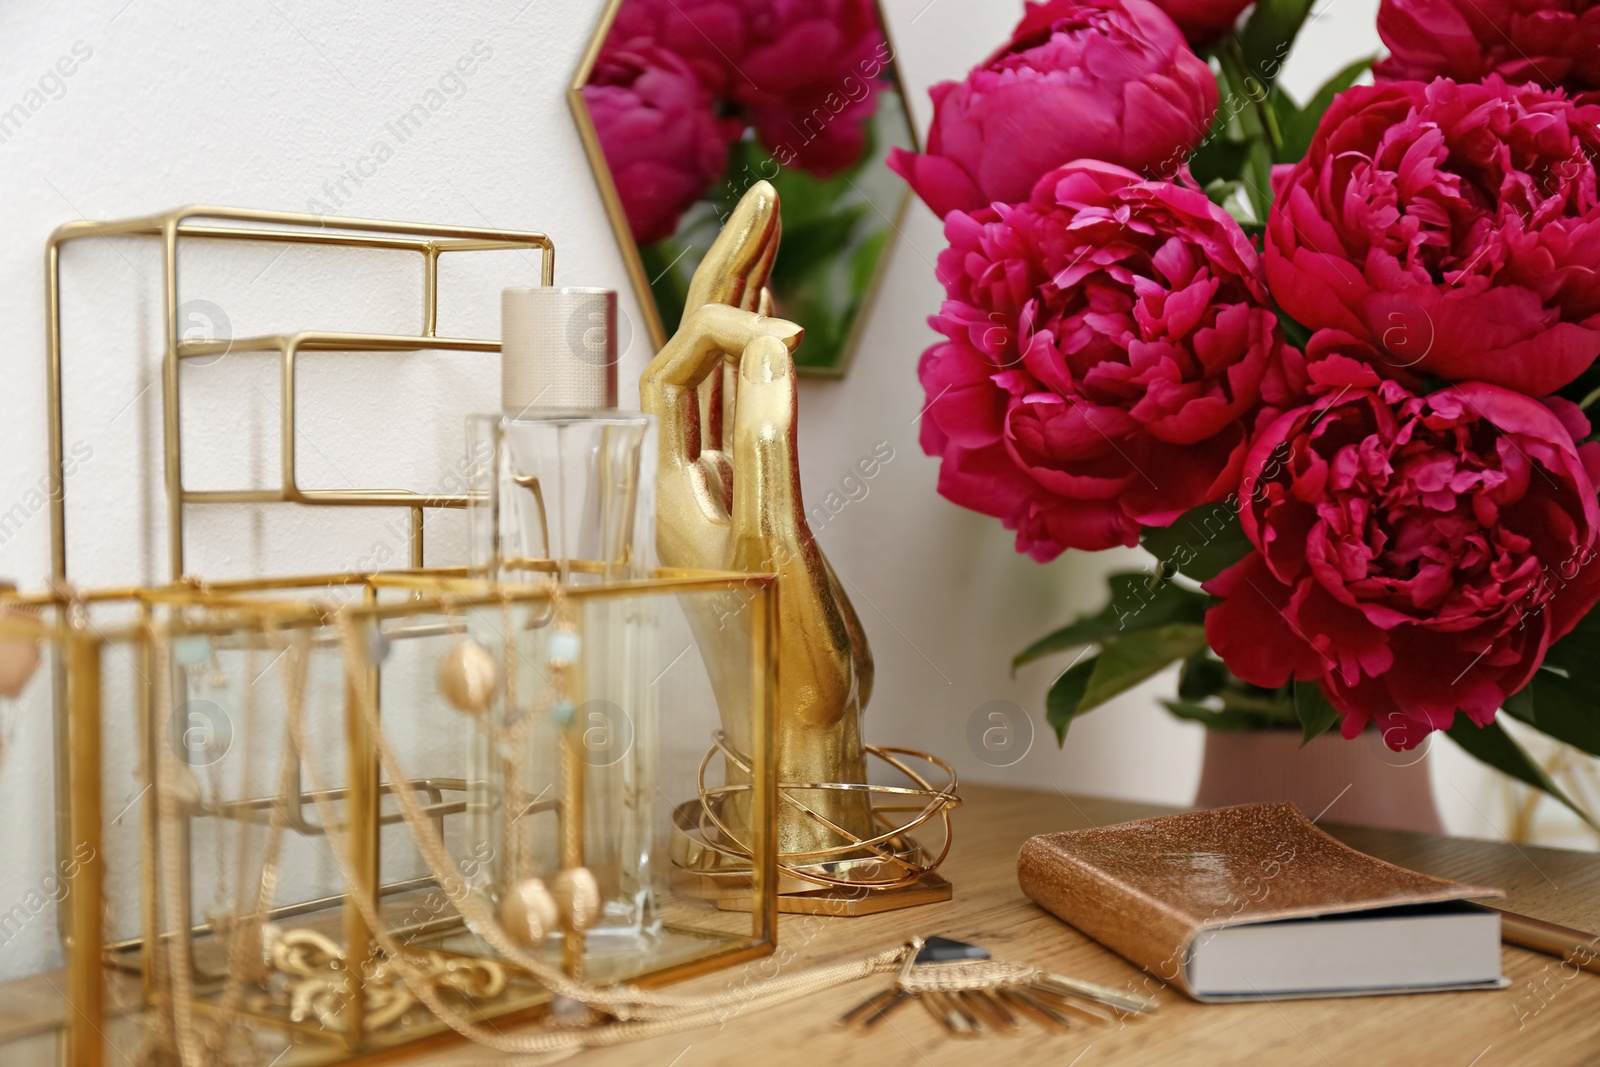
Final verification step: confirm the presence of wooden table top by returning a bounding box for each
[426,783,1600,1067]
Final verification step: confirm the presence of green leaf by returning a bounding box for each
[1189,137,1249,187]
[1178,650,1230,702]
[1447,717,1599,831]
[1216,680,1299,726]
[1500,683,1535,720]
[1212,51,1256,140]
[1280,56,1374,161]
[1544,607,1600,663]
[1501,668,1600,754]
[786,284,847,370]
[1242,137,1276,224]
[1161,699,1277,733]
[1499,670,1600,757]
[1293,681,1341,746]
[1275,306,1313,350]
[639,240,691,336]
[1046,657,1098,743]
[1014,572,1207,670]
[1140,503,1253,582]
[1499,617,1600,756]
[1079,623,1208,714]
[848,227,889,297]
[1559,361,1600,411]
[1238,0,1316,88]
[1200,174,1258,229]
[1203,178,1241,210]
[1267,86,1300,143]
[771,204,869,289]
[763,152,848,224]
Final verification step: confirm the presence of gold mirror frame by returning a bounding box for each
[567,0,920,378]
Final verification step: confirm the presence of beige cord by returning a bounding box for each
[258,611,908,1060]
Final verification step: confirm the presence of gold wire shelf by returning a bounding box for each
[45,205,555,582]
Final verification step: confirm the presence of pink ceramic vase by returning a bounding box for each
[1193,727,1444,834]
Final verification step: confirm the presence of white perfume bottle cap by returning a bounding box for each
[501,287,618,414]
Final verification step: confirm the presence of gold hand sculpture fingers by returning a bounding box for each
[682,182,780,314]
[643,303,801,568]
[641,181,876,864]
[681,180,781,501]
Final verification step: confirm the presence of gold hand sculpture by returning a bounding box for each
[640,181,875,865]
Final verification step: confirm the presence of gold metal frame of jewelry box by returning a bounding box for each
[1,568,779,1067]
[34,208,781,1066]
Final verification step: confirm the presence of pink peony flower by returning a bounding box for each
[736,0,891,178]
[918,161,1297,558]
[1266,77,1600,397]
[607,0,750,96]
[606,0,890,178]
[1205,357,1600,749]
[1376,0,1600,100]
[583,42,738,245]
[888,0,1218,218]
[1148,0,1256,44]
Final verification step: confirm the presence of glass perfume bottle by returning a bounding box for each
[467,411,655,584]
[464,284,668,970]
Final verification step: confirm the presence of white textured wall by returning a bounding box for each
[0,0,1550,984]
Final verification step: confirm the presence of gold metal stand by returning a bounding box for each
[671,738,958,914]
[45,205,555,583]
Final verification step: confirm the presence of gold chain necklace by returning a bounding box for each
[149,619,300,1067]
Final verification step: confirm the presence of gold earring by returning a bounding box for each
[552,867,601,933]
[437,639,498,716]
[0,594,41,699]
[501,877,559,948]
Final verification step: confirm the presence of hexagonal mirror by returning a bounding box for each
[569,0,917,376]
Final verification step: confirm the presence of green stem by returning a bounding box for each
[1212,46,1280,223]
[1222,40,1283,156]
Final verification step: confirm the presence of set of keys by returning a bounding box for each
[840,936,1159,1038]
